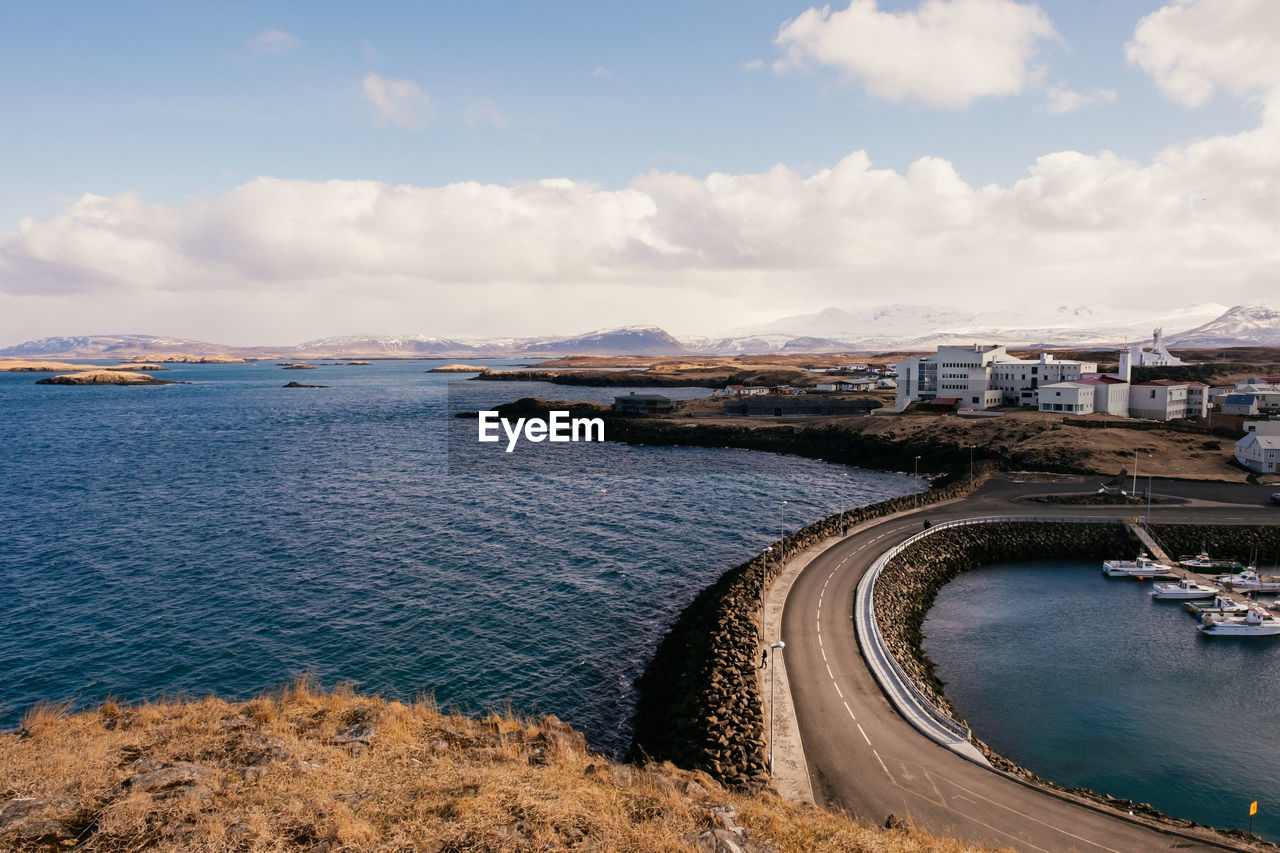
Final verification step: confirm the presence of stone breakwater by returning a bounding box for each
[628,463,996,789]
[1148,524,1280,568]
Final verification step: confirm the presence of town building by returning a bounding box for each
[894,344,1097,411]
[1128,379,1208,420]
[1126,328,1185,367]
[1037,376,1129,416]
[711,385,768,398]
[1235,421,1280,473]
[613,393,675,415]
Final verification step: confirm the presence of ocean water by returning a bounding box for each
[0,359,921,756]
[923,559,1280,841]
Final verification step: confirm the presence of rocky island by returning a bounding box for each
[34,370,181,386]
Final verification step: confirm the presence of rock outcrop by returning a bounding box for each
[35,370,178,386]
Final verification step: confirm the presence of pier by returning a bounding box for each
[1128,518,1278,612]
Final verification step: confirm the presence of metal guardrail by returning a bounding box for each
[854,515,1124,758]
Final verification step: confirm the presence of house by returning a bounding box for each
[613,392,675,415]
[1235,421,1280,473]
[770,385,806,395]
[712,384,768,397]
[1222,393,1260,416]
[815,378,876,392]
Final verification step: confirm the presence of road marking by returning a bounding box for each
[937,775,1124,853]
[873,749,891,779]
[857,723,871,746]
[833,682,843,699]
[820,646,826,661]
[843,701,854,720]
[825,663,834,679]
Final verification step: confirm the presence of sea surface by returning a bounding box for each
[0,358,921,756]
[924,559,1280,841]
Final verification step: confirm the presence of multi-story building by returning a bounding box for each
[895,345,1096,411]
[1128,379,1207,420]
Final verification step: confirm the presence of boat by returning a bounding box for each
[1151,577,1219,600]
[1101,553,1176,579]
[1177,551,1245,572]
[1213,568,1280,593]
[1197,607,1280,636]
[1184,595,1251,617]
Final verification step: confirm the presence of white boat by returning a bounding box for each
[1213,569,1280,593]
[1185,595,1251,617]
[1102,554,1176,579]
[1151,577,1219,600]
[1197,607,1280,636]
[1178,551,1245,571]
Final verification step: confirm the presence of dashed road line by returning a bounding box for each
[857,723,871,746]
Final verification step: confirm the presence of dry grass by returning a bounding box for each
[0,681,999,852]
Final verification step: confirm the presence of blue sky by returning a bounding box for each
[2,0,1277,344]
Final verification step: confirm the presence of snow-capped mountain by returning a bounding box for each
[719,302,1232,352]
[0,334,239,358]
[1166,305,1280,347]
[292,334,480,356]
[515,326,692,356]
[5,304,1277,360]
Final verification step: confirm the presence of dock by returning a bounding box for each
[1127,519,1277,613]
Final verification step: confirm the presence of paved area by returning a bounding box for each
[770,474,1277,852]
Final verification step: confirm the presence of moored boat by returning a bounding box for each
[1151,577,1219,600]
[1197,607,1280,636]
[1101,553,1176,579]
[1178,551,1245,572]
[1213,568,1280,593]
[1184,595,1251,617]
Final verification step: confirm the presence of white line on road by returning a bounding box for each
[857,723,871,746]
[826,663,834,679]
[873,749,891,779]
[843,701,854,720]
[833,682,843,698]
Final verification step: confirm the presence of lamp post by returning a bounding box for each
[761,545,771,640]
[1132,448,1140,495]
[1147,472,1154,524]
[968,445,976,490]
[914,455,921,507]
[768,640,785,775]
[780,500,787,562]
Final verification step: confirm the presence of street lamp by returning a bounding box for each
[761,545,772,640]
[769,640,785,775]
[914,455,921,507]
[968,445,976,490]
[1147,472,1154,524]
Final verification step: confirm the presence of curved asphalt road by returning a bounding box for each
[782,475,1279,852]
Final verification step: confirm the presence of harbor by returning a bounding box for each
[1115,520,1280,636]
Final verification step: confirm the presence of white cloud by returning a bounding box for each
[463,99,508,130]
[1126,0,1280,110]
[248,29,300,55]
[742,59,765,72]
[773,0,1058,108]
[591,65,612,78]
[4,112,1279,336]
[1044,83,1117,115]
[361,73,433,129]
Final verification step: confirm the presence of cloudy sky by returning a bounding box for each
[2,0,1277,346]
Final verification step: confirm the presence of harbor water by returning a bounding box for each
[923,558,1280,841]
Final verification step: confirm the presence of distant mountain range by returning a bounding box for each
[3,304,1278,360]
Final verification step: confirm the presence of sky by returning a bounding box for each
[1,0,1278,346]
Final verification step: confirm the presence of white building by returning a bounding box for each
[895,344,1097,411]
[1127,328,1185,367]
[1235,421,1280,473]
[1128,380,1207,421]
[1037,377,1129,416]
[712,385,768,397]
[990,353,1098,407]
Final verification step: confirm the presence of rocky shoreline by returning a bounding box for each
[628,465,986,789]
